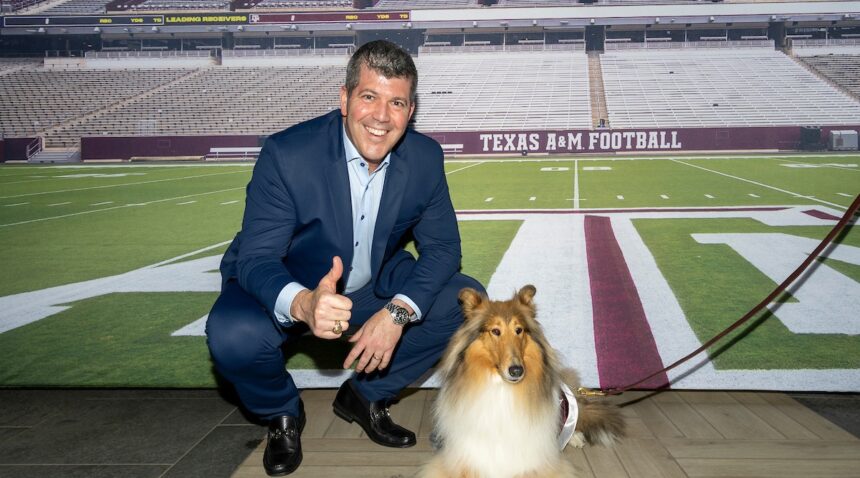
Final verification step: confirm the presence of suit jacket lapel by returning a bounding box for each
[324,116,354,288]
[371,145,408,277]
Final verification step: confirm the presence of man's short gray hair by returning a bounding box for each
[345,40,417,104]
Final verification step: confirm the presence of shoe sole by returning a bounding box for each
[332,403,416,449]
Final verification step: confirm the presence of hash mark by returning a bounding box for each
[91,201,113,206]
[220,200,239,205]
[660,194,669,199]
[705,194,715,199]
[177,201,196,205]
[748,193,760,198]
[616,195,624,200]
[485,197,494,202]
[47,202,71,207]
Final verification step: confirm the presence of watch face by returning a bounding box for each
[386,303,411,325]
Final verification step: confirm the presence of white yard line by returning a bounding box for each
[573,158,580,210]
[0,187,244,228]
[47,202,71,207]
[0,170,248,200]
[445,162,484,175]
[774,157,860,172]
[90,201,113,206]
[670,159,846,209]
[176,201,196,205]
[748,193,761,198]
[837,193,853,198]
[220,200,239,205]
[3,202,28,207]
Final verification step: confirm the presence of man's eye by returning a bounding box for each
[362,94,374,101]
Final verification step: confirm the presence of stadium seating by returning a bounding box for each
[412,50,592,131]
[600,47,860,128]
[797,53,860,98]
[44,65,343,147]
[0,68,190,139]
[371,0,479,9]
[130,0,229,10]
[248,0,353,9]
[39,0,109,14]
[793,43,860,99]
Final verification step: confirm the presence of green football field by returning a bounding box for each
[0,153,858,388]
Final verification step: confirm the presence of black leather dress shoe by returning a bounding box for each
[332,380,416,448]
[263,404,306,476]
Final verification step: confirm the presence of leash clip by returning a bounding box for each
[576,387,607,397]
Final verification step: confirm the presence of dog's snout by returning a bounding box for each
[508,365,524,378]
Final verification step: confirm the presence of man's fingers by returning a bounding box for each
[317,256,343,293]
[377,352,391,371]
[343,341,364,369]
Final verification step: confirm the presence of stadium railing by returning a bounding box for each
[605,39,775,50]
[418,43,583,54]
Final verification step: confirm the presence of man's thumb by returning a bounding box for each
[319,256,343,292]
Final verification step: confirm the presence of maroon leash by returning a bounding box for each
[579,193,860,397]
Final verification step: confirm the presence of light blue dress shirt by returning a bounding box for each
[272,126,421,325]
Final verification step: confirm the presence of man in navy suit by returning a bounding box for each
[206,40,484,476]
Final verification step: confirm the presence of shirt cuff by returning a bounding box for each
[274,282,308,326]
[393,293,422,322]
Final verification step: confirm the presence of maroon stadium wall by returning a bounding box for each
[79,125,859,161]
[81,135,261,161]
[424,125,860,155]
[2,137,40,162]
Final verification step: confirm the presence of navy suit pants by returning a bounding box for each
[206,273,484,421]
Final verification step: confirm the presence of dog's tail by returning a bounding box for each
[575,397,626,447]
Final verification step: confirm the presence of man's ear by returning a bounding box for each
[459,288,485,317]
[516,285,536,307]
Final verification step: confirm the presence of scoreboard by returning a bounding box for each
[1,11,409,28]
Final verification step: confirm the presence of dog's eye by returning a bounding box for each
[515,327,523,335]
[491,328,501,336]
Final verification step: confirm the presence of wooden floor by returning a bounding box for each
[231,389,860,478]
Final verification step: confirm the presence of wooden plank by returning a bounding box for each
[652,392,723,439]
[564,446,597,478]
[728,392,820,440]
[676,458,860,477]
[758,393,857,441]
[302,398,335,439]
[583,444,630,477]
[624,396,685,439]
[677,391,783,440]
[662,438,860,460]
[614,438,688,478]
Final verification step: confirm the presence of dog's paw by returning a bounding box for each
[569,431,587,449]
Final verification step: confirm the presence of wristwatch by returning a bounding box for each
[385,302,415,325]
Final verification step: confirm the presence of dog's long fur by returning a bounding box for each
[418,285,624,478]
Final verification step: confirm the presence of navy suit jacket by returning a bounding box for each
[220,110,462,319]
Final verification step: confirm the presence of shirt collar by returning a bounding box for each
[342,124,391,170]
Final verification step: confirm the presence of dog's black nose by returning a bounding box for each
[508,365,524,378]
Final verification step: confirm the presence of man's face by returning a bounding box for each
[340,64,415,170]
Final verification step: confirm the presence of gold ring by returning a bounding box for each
[333,320,343,335]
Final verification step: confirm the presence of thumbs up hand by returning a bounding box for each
[291,256,352,339]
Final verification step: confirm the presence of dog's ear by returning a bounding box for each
[516,285,536,306]
[459,288,485,317]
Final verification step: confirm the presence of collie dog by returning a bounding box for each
[419,285,624,478]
